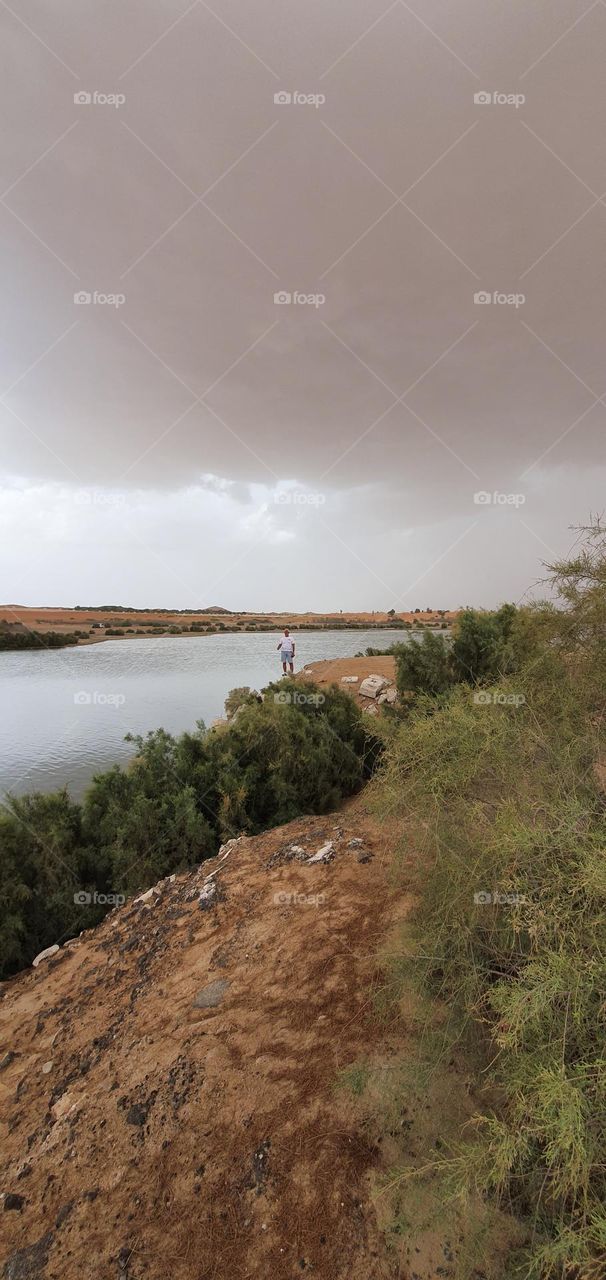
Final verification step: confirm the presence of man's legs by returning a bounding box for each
[289,660,294,673]
[282,660,287,674]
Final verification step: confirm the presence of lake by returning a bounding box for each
[0,629,415,801]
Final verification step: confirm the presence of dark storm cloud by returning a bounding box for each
[0,0,604,605]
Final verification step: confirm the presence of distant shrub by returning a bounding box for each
[0,630,79,651]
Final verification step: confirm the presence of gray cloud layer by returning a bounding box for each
[1,0,604,607]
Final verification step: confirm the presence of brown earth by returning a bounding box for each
[0,607,456,641]
[0,804,405,1280]
[0,797,520,1280]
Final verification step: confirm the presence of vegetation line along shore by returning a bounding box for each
[0,609,452,650]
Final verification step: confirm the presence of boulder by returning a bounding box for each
[359,674,390,699]
[340,676,359,684]
[377,686,398,705]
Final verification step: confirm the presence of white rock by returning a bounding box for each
[32,944,60,968]
[199,880,219,909]
[359,674,390,699]
[218,836,242,860]
[340,676,359,684]
[378,687,398,705]
[41,1060,54,1074]
[133,887,158,905]
[307,841,334,864]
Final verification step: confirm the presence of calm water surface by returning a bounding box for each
[0,630,416,800]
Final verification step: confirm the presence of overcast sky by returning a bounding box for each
[1,0,604,610]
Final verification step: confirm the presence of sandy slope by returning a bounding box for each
[0,804,406,1280]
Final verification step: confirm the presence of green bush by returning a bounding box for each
[224,686,259,718]
[0,790,109,974]
[0,630,79,651]
[450,604,516,684]
[374,525,606,1276]
[0,680,379,977]
[395,631,453,696]
[394,606,519,698]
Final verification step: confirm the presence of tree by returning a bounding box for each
[450,606,516,684]
[0,789,105,979]
[395,632,453,697]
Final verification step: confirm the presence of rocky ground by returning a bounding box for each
[0,796,521,1280]
[298,657,398,715]
[1,803,407,1280]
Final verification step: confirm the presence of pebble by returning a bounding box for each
[3,1194,25,1212]
[41,1061,54,1075]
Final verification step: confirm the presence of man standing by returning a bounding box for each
[277,628,295,674]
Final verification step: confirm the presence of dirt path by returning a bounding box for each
[0,803,408,1280]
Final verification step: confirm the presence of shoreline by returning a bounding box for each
[1,623,447,652]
